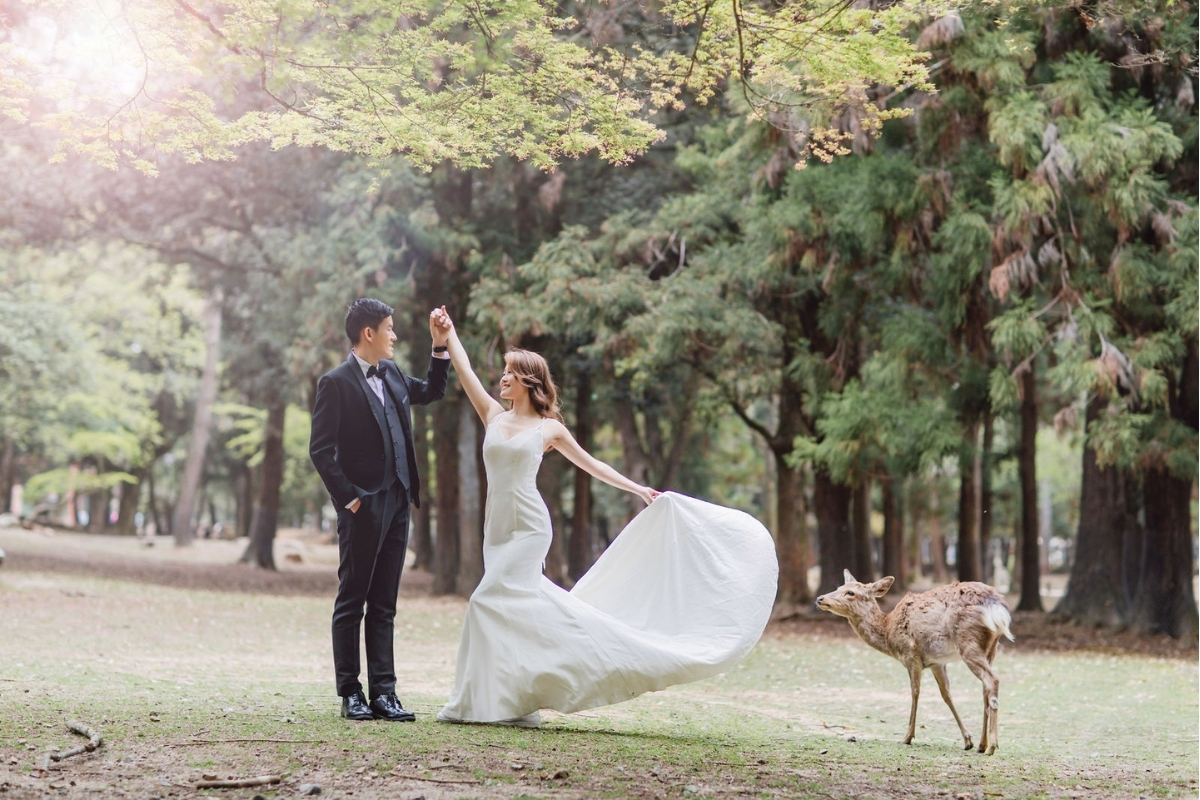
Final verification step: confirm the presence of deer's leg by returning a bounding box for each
[984,636,1002,751]
[904,665,922,745]
[931,663,973,751]
[960,642,1000,755]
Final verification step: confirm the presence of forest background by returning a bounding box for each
[0,0,1196,639]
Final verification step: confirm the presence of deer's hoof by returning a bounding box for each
[980,742,997,755]
[963,738,973,751]
[902,736,914,745]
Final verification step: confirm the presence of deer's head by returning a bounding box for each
[815,569,895,619]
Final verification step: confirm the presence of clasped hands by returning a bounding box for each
[429,306,454,344]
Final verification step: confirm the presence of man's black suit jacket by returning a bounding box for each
[309,353,450,510]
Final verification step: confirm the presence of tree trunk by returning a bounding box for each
[615,397,650,522]
[5,483,18,520]
[194,482,207,537]
[103,486,114,530]
[237,463,254,538]
[0,439,14,514]
[240,399,286,569]
[928,484,948,583]
[1123,339,1199,638]
[537,450,570,588]
[1121,477,1146,607]
[774,453,812,605]
[1054,396,1135,626]
[63,463,79,527]
[979,414,995,584]
[455,400,484,596]
[906,482,923,582]
[657,392,695,489]
[613,397,648,481]
[1010,528,1021,597]
[87,484,109,533]
[1125,466,1199,637]
[568,373,594,583]
[146,466,163,536]
[1038,478,1052,577]
[881,476,905,593]
[426,166,474,593]
[432,392,461,594]
[815,469,854,595]
[761,438,777,536]
[957,420,981,582]
[1016,365,1043,611]
[173,287,223,547]
[405,289,436,571]
[115,470,144,536]
[410,405,433,571]
[851,478,873,581]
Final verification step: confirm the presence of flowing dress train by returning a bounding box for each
[438,416,778,724]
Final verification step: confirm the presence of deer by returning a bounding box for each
[815,570,1014,755]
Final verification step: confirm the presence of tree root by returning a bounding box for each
[48,721,103,764]
[391,773,482,785]
[166,738,326,746]
[195,774,282,789]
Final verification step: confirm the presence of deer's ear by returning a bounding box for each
[843,569,857,585]
[872,576,895,597]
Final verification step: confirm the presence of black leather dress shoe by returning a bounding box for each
[340,691,376,721]
[370,693,416,722]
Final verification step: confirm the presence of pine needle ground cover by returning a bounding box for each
[0,531,1195,800]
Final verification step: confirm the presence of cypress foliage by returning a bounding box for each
[509,0,1195,631]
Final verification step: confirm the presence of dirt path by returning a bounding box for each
[2,525,1193,659]
[0,525,434,598]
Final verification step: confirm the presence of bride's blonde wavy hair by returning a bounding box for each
[504,349,563,421]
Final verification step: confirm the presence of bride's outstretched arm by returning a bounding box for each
[544,420,661,505]
[434,308,505,426]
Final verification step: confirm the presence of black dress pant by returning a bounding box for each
[331,479,410,699]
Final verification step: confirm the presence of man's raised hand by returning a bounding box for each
[429,307,452,346]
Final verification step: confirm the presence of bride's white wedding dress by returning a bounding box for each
[437,415,778,726]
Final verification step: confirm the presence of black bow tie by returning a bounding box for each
[366,363,387,380]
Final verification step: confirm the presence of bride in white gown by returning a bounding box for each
[432,309,778,728]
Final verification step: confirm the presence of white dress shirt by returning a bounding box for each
[352,351,386,406]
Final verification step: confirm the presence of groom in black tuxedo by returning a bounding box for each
[310,298,450,721]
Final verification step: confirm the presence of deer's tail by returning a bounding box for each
[982,601,1015,641]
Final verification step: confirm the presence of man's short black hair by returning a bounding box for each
[345,298,394,345]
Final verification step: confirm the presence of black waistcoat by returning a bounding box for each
[379,389,410,492]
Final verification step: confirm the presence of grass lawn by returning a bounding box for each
[0,528,1196,799]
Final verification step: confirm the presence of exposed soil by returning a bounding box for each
[3,528,1194,660]
[1,547,345,597]
[771,610,1199,661]
[0,525,1196,800]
